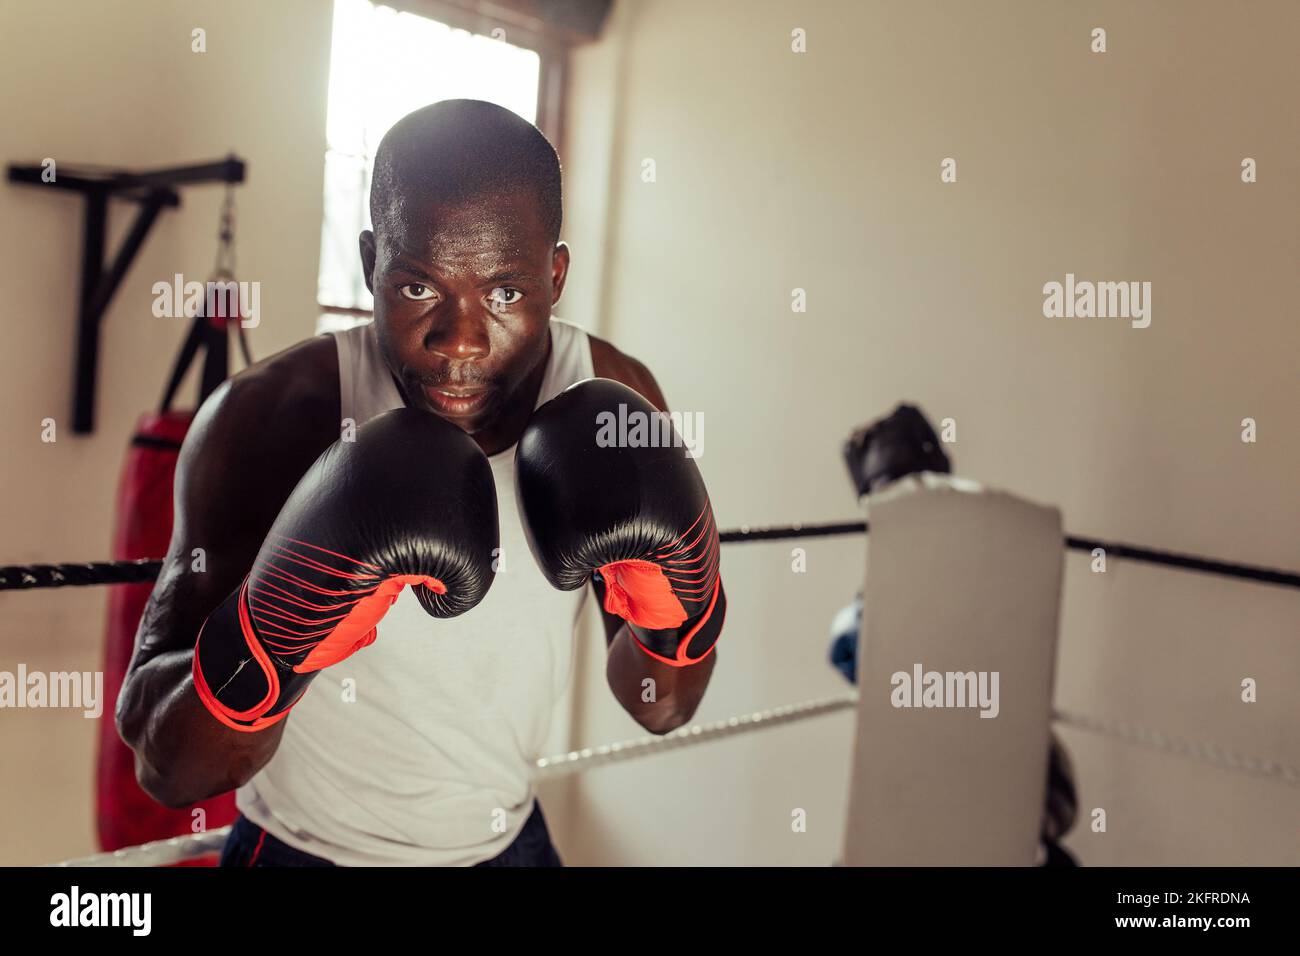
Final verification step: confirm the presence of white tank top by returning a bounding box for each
[236,318,593,865]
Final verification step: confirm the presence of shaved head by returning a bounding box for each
[369,99,562,247]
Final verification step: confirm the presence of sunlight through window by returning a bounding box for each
[318,0,540,328]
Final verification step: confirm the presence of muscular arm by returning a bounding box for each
[114,336,340,807]
[589,338,717,735]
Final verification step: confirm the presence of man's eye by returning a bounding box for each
[398,284,436,301]
[489,287,523,306]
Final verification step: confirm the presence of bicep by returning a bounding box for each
[133,388,272,661]
[134,376,334,662]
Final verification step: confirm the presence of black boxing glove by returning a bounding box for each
[843,403,950,497]
[516,378,725,667]
[193,408,498,732]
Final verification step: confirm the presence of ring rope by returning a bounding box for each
[0,558,162,590]
[49,693,1298,867]
[1052,707,1300,787]
[52,828,229,868]
[719,522,1300,589]
[533,693,857,778]
[7,523,1298,590]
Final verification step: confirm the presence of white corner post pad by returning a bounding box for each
[841,474,1064,865]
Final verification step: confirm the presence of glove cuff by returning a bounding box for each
[627,577,727,667]
[192,580,296,733]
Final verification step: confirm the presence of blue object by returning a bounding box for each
[828,595,863,684]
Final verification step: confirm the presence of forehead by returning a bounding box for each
[381,188,548,264]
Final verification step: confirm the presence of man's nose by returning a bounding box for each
[425,305,489,361]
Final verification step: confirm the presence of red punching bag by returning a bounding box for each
[96,411,237,857]
[96,272,249,860]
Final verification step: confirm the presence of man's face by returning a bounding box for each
[361,189,567,434]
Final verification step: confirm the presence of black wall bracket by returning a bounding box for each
[7,157,246,434]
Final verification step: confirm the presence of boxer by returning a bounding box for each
[115,100,723,867]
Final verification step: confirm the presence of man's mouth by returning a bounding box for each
[420,382,493,417]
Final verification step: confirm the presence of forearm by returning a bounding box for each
[116,648,282,808]
[606,626,717,734]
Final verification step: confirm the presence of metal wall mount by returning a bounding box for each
[7,156,246,434]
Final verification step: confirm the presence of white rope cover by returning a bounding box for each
[50,693,1297,866]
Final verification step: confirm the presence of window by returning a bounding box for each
[317,0,541,331]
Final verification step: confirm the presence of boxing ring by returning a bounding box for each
[6,500,1298,867]
[48,688,1298,866]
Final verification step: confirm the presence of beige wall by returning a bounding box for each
[1,0,1294,866]
[556,0,1298,865]
[0,0,332,863]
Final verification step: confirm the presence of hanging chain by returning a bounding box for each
[211,176,252,365]
[213,182,237,280]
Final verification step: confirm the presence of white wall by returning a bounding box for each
[555,0,1298,865]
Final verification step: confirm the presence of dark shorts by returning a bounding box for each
[219,801,563,867]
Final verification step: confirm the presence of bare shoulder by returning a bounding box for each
[589,334,668,412]
[187,334,339,457]
[177,334,341,539]
[225,333,338,420]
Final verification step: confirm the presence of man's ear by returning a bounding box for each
[551,242,571,306]
[359,230,377,294]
